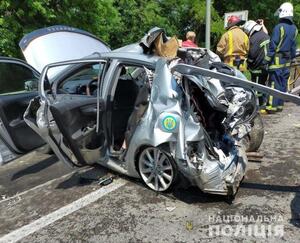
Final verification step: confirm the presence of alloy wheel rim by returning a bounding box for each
[139,147,174,191]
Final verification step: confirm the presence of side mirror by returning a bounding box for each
[24,79,38,91]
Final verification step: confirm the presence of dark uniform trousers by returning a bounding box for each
[251,70,269,108]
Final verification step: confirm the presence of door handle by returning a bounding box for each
[9,118,25,128]
[80,106,97,116]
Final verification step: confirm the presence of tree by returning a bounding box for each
[0,0,121,57]
[110,0,176,47]
[159,0,223,48]
[1,0,299,58]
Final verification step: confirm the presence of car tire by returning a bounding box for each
[138,146,178,192]
[246,114,264,152]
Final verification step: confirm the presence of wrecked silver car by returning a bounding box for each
[2,28,300,195]
[22,27,300,196]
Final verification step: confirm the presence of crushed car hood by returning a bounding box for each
[19,25,111,77]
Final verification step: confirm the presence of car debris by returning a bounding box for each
[166,206,176,212]
[79,175,114,186]
[98,176,114,186]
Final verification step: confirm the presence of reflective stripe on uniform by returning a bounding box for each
[275,56,280,66]
[269,82,274,106]
[266,105,277,111]
[260,39,270,60]
[268,62,290,70]
[267,81,276,110]
[294,28,298,40]
[228,30,234,66]
[264,38,272,62]
[265,55,271,61]
[244,33,249,49]
[251,69,262,74]
[242,33,248,71]
[260,39,270,47]
[276,26,285,53]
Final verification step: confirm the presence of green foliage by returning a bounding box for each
[0,0,121,57]
[111,0,173,47]
[0,0,299,58]
[297,34,300,47]
[292,0,300,33]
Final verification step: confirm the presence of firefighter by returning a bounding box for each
[265,2,298,113]
[243,20,270,113]
[217,16,249,72]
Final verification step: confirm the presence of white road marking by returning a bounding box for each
[0,179,127,243]
[0,170,78,204]
[0,167,95,204]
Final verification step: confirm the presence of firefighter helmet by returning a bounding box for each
[275,2,293,19]
[243,20,263,36]
[227,16,245,29]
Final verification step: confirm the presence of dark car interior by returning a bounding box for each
[50,62,152,160]
[55,63,103,96]
[111,65,151,151]
[112,69,139,148]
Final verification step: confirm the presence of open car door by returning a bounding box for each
[25,59,108,167]
[0,57,45,164]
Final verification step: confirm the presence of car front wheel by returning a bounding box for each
[138,146,177,192]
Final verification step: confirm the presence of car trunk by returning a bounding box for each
[19,25,111,78]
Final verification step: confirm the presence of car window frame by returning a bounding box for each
[39,59,108,101]
[55,63,104,96]
[106,60,155,103]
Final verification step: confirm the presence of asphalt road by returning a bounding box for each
[0,103,299,242]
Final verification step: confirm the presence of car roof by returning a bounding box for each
[43,43,163,82]
[100,43,161,65]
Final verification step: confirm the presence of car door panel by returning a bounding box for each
[0,58,45,154]
[0,93,44,152]
[49,96,105,165]
[27,59,108,167]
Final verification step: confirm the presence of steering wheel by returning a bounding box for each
[86,78,99,96]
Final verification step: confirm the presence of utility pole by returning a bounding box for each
[205,0,211,50]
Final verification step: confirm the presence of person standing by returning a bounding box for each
[243,20,270,113]
[217,16,249,72]
[182,31,198,48]
[265,2,298,113]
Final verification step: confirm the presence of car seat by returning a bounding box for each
[112,74,139,148]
